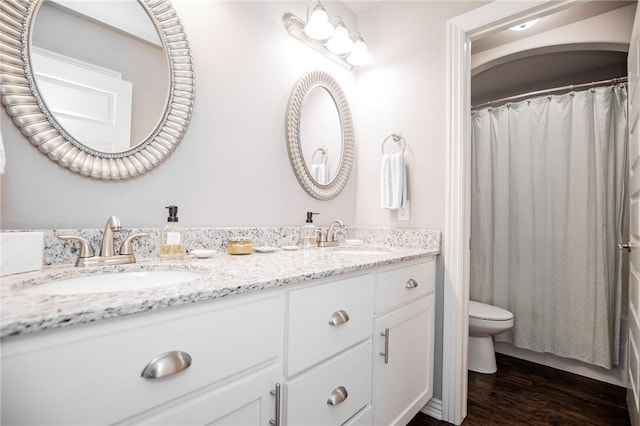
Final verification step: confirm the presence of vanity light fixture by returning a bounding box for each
[283,0,372,70]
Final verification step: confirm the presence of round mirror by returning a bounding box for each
[299,86,343,185]
[0,0,195,180]
[286,71,354,200]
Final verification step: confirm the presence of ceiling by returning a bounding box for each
[340,0,382,16]
[472,1,633,53]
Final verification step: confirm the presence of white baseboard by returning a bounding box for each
[421,398,443,420]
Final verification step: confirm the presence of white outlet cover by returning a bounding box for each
[397,201,410,221]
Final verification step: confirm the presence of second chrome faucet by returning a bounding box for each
[58,216,148,267]
[317,220,345,247]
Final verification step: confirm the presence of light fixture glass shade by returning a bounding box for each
[304,4,334,40]
[346,37,372,66]
[326,23,353,55]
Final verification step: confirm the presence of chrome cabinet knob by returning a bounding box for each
[269,383,281,426]
[328,309,350,326]
[380,327,390,364]
[141,351,192,379]
[405,278,419,289]
[327,386,348,405]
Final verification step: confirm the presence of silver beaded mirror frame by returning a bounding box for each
[285,70,354,200]
[0,0,195,180]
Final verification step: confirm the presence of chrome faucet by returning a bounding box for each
[99,215,122,257]
[58,216,148,267]
[317,220,345,248]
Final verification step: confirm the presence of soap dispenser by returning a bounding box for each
[160,205,186,259]
[301,212,319,249]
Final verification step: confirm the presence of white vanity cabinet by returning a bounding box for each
[284,274,375,425]
[1,292,283,426]
[1,255,437,426]
[372,259,436,426]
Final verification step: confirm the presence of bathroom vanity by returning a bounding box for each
[1,246,437,425]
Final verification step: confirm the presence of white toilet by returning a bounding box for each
[468,300,514,374]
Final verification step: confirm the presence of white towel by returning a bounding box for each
[380,151,407,209]
[311,163,329,185]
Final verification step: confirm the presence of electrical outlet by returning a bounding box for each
[397,201,410,221]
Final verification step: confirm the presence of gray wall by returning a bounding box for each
[1,1,358,230]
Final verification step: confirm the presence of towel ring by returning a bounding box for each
[312,147,328,165]
[381,133,406,154]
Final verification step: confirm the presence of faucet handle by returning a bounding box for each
[57,235,95,258]
[119,232,149,256]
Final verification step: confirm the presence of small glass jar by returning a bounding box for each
[227,239,253,255]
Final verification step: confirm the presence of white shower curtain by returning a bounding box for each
[470,84,627,369]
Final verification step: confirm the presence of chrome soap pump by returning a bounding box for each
[301,211,319,249]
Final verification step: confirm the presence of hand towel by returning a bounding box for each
[311,163,329,185]
[380,151,407,209]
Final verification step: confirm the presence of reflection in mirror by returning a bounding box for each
[0,0,194,179]
[31,0,169,153]
[300,87,342,185]
[286,70,354,200]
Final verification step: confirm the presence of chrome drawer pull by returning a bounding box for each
[328,309,350,326]
[141,351,192,379]
[327,386,348,405]
[380,327,390,364]
[405,278,418,289]
[269,383,281,426]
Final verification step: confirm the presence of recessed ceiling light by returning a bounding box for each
[510,19,540,32]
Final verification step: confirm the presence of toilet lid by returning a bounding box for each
[469,300,513,321]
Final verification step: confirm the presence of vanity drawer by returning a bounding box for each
[285,340,372,426]
[286,274,374,376]
[374,259,435,314]
[1,294,283,425]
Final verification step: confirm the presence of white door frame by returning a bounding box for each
[443,1,578,424]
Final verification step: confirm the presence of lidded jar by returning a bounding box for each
[227,238,253,255]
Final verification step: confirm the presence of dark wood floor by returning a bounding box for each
[408,353,630,426]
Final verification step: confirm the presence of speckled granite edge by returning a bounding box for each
[1,226,441,266]
[1,247,438,338]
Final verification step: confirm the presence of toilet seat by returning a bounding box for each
[469,300,513,321]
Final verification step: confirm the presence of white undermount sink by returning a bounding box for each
[24,270,204,295]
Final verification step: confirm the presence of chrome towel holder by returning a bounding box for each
[312,147,328,165]
[382,133,406,154]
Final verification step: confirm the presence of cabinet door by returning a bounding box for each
[372,295,434,426]
[125,365,281,426]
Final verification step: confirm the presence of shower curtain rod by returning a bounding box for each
[471,76,628,111]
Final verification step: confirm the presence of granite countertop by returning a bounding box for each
[1,245,439,338]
